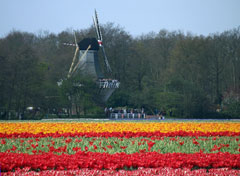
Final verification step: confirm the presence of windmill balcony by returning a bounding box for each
[98,79,120,89]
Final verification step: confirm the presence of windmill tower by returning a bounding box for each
[63,10,120,103]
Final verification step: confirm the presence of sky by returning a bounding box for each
[1,0,240,38]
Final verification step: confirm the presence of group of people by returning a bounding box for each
[104,107,145,119]
[154,109,166,120]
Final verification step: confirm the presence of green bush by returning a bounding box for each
[222,102,240,118]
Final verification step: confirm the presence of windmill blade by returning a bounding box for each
[67,32,80,78]
[68,46,79,78]
[93,10,103,47]
[93,16,101,41]
[93,10,112,73]
[73,31,78,45]
[70,45,92,77]
[101,45,112,73]
[63,43,77,47]
[94,9,103,41]
[64,32,78,47]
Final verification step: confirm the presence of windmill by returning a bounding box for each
[61,10,120,103]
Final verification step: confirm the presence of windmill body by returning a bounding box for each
[76,38,103,79]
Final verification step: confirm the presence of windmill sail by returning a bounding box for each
[67,32,79,78]
[93,10,112,73]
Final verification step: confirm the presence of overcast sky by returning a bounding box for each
[1,0,240,38]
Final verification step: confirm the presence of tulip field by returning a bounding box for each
[0,121,240,175]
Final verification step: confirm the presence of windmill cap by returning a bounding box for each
[78,38,99,50]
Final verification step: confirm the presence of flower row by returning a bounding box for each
[1,131,240,138]
[2,167,240,176]
[1,136,240,154]
[1,152,240,171]
[1,122,240,134]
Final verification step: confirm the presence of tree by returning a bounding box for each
[0,31,44,119]
[167,36,212,117]
[60,73,101,116]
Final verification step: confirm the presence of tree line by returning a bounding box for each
[0,23,240,119]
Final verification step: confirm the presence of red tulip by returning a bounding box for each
[107,145,113,149]
[179,141,184,146]
[11,145,17,151]
[1,131,240,138]
[1,139,6,144]
[65,138,72,144]
[192,139,199,145]
[120,146,127,149]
